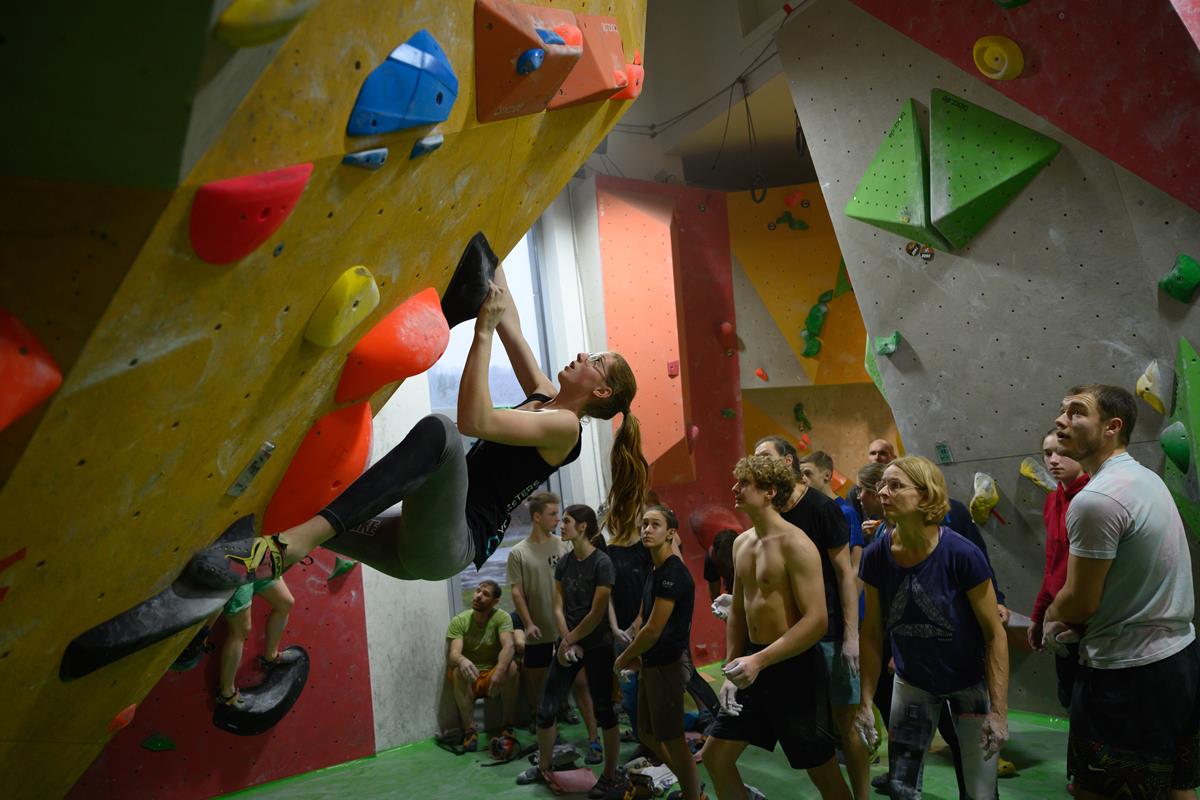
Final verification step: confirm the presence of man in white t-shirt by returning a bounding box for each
[1047,383,1198,800]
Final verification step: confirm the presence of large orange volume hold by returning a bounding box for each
[474,0,582,123]
[262,403,373,533]
[189,163,314,265]
[547,14,627,109]
[0,308,62,433]
[335,287,450,403]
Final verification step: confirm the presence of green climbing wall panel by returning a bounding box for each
[845,99,950,251]
[1163,338,1200,541]
[929,89,1060,250]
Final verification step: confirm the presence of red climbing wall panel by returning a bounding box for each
[596,176,747,664]
[847,0,1200,213]
[67,551,374,800]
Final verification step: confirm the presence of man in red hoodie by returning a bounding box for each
[1027,429,1088,708]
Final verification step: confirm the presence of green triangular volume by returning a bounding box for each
[832,258,853,298]
[929,89,1060,250]
[845,99,951,251]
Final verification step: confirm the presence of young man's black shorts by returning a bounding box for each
[709,642,837,769]
[1068,638,1200,796]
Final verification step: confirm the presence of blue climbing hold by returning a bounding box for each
[341,148,389,171]
[536,28,565,45]
[347,29,458,136]
[410,134,444,160]
[517,48,545,75]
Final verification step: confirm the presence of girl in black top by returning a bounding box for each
[189,242,649,590]
[518,504,627,796]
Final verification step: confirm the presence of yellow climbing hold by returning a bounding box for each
[972,35,1024,81]
[215,0,321,48]
[304,266,380,348]
[969,472,999,524]
[1019,457,1056,493]
[1136,360,1167,414]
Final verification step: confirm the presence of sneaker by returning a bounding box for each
[593,771,631,799]
[559,706,581,725]
[490,729,519,761]
[258,648,302,670]
[216,689,246,710]
[461,727,478,752]
[585,737,603,765]
[620,728,638,743]
[516,766,547,785]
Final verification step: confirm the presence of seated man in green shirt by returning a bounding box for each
[447,579,520,752]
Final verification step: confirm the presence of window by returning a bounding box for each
[431,231,556,613]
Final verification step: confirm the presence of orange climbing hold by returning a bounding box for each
[474,0,583,123]
[108,703,137,734]
[0,308,62,433]
[613,49,644,101]
[548,14,627,109]
[262,403,373,534]
[189,162,313,265]
[335,288,450,403]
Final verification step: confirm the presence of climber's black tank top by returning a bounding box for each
[465,393,583,569]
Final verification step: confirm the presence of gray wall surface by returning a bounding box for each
[362,375,455,750]
[777,0,1200,715]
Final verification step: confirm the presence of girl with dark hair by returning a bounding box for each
[190,254,647,594]
[518,504,627,797]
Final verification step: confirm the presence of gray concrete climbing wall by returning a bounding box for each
[777,0,1200,715]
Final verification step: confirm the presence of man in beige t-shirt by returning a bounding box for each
[506,492,598,745]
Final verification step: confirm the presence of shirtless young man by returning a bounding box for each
[700,455,851,800]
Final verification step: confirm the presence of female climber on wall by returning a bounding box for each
[189,235,648,588]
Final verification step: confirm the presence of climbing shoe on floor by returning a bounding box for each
[585,736,603,765]
[516,766,548,785]
[462,727,478,752]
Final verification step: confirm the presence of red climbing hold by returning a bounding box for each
[755,367,769,382]
[189,163,314,265]
[262,403,373,534]
[688,504,744,550]
[108,703,137,734]
[612,50,644,101]
[335,288,450,403]
[717,321,737,353]
[0,308,62,433]
[686,424,700,453]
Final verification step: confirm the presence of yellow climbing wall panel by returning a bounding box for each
[0,1,646,795]
[727,183,870,386]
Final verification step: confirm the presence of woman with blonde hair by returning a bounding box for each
[854,456,1009,800]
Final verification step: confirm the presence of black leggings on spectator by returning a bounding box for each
[874,639,996,800]
[682,647,720,715]
[537,645,618,730]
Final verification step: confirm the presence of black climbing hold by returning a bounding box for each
[212,645,310,736]
[440,233,499,330]
[61,581,234,681]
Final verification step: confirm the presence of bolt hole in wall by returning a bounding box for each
[425,232,552,613]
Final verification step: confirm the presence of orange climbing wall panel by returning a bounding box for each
[595,184,685,467]
[727,183,869,386]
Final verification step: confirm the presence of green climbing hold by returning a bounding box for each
[865,337,886,399]
[802,337,822,358]
[788,216,808,231]
[141,732,176,752]
[793,402,812,432]
[776,212,792,225]
[1160,253,1200,304]
[720,408,737,419]
[1162,338,1200,541]
[805,304,828,336]
[845,99,951,250]
[929,89,1060,250]
[1161,421,1190,472]
[329,556,359,581]
[818,290,834,304]
[874,331,902,355]
[832,258,853,298]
